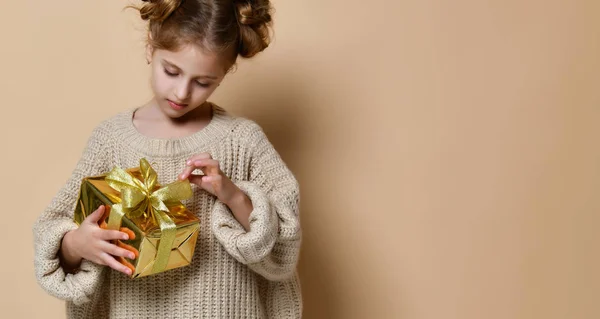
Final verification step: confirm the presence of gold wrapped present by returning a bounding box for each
[74,158,200,278]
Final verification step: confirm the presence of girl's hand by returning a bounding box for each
[179,153,254,231]
[60,205,137,276]
[178,153,241,205]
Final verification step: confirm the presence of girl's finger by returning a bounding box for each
[101,252,132,275]
[188,174,205,186]
[120,227,136,240]
[100,224,136,241]
[93,256,107,266]
[99,229,130,241]
[193,159,220,175]
[116,256,136,274]
[185,153,212,165]
[95,206,112,228]
[85,205,105,224]
[101,241,136,260]
[116,241,140,259]
[181,159,220,180]
[202,174,221,183]
[189,174,221,194]
[179,164,201,180]
[179,154,213,180]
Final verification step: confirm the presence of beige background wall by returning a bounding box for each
[1,0,598,318]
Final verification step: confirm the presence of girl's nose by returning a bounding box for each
[174,81,190,101]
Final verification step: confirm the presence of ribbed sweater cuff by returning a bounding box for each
[211,181,279,264]
[33,219,104,305]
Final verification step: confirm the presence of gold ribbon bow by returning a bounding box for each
[105,158,193,273]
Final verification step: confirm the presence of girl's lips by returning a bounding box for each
[167,100,188,110]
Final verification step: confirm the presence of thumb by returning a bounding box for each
[188,174,204,187]
[85,205,105,224]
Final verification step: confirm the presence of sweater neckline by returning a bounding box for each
[116,102,232,158]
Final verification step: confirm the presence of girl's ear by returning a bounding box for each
[146,42,154,65]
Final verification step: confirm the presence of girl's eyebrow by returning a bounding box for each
[161,59,219,80]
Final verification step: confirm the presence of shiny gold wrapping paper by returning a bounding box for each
[74,160,200,278]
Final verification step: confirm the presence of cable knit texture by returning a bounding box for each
[32,103,303,318]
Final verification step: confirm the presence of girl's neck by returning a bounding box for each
[146,99,212,124]
[132,99,214,139]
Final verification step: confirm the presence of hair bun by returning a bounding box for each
[236,1,272,26]
[139,0,182,23]
[235,0,273,58]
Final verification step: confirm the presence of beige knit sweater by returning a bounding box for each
[32,103,302,318]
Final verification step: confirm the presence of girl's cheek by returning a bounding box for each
[153,76,172,94]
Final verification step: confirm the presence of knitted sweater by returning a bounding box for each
[32,103,302,318]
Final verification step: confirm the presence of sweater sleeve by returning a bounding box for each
[211,124,302,281]
[32,122,112,305]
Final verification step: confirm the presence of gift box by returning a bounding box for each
[74,158,200,278]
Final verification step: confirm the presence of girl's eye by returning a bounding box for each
[164,69,178,77]
[197,82,210,88]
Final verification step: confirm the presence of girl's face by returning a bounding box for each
[147,44,230,119]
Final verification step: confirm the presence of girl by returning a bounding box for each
[32,0,302,318]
